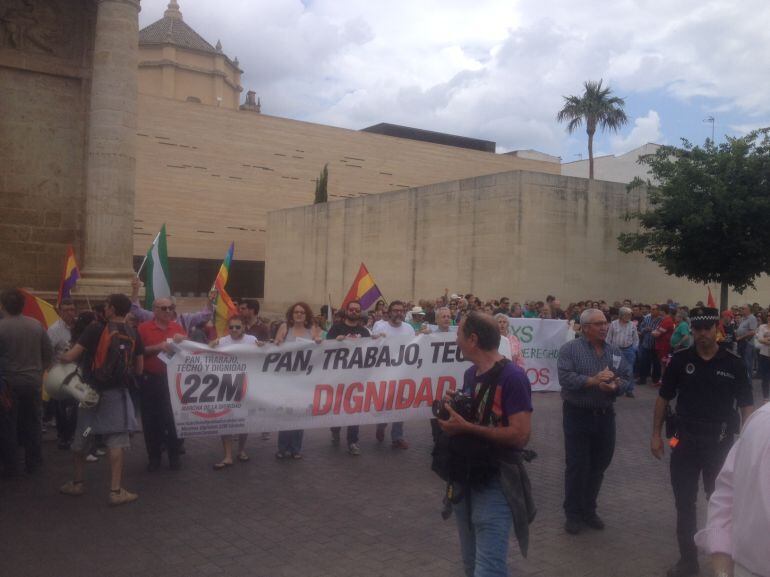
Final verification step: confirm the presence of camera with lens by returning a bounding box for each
[431,392,475,422]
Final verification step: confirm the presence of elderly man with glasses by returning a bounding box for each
[557,308,632,535]
[137,297,186,472]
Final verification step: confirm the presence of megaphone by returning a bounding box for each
[44,363,100,408]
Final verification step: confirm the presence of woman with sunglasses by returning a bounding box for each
[210,315,260,470]
[273,302,322,459]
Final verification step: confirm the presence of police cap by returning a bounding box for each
[690,307,719,329]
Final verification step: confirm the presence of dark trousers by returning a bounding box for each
[670,433,733,564]
[140,373,181,463]
[55,398,78,444]
[330,425,359,444]
[758,354,770,400]
[638,346,661,383]
[562,402,616,521]
[0,385,42,475]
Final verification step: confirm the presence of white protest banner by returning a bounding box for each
[163,321,569,437]
[509,318,570,392]
[165,332,516,437]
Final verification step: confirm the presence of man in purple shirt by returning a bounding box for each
[438,312,533,577]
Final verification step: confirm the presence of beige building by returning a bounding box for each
[137,1,243,110]
[264,169,770,311]
[561,143,661,184]
[131,3,560,297]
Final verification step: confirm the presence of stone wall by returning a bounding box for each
[0,0,94,290]
[264,170,770,312]
[134,94,560,263]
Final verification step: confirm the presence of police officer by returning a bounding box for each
[650,307,754,577]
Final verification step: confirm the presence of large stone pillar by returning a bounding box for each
[78,0,141,295]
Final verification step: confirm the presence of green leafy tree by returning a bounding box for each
[557,79,629,179]
[618,129,770,308]
[314,163,328,204]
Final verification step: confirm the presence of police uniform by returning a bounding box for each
[659,308,754,576]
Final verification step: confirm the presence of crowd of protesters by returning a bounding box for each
[1,287,768,492]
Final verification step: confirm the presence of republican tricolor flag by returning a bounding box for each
[20,289,60,329]
[212,242,238,337]
[341,263,383,310]
[57,245,80,307]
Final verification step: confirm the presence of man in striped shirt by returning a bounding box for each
[606,307,639,398]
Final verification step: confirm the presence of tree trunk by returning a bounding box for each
[720,281,729,311]
[587,130,595,180]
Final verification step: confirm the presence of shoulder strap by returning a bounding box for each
[472,358,511,425]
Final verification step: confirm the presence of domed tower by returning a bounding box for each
[138,1,243,109]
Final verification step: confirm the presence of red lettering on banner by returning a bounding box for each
[312,385,333,415]
[435,375,457,400]
[414,377,434,407]
[365,381,386,412]
[395,379,416,409]
[385,379,396,410]
[526,368,550,386]
[344,382,364,413]
[333,383,344,414]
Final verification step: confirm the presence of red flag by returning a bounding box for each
[707,286,716,308]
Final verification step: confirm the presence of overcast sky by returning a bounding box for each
[140,0,770,162]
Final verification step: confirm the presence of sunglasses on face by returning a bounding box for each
[156,305,176,312]
[229,325,243,330]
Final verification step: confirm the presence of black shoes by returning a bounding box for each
[564,518,582,535]
[666,559,699,577]
[146,459,161,472]
[583,514,605,530]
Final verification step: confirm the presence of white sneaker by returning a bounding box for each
[348,443,361,456]
[85,454,98,463]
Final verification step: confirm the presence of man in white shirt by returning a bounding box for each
[372,301,414,449]
[695,402,770,577]
[605,307,639,398]
[211,316,258,469]
[47,299,78,449]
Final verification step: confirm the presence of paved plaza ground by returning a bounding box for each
[3,382,754,577]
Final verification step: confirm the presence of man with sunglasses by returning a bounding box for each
[557,308,631,536]
[326,300,370,455]
[210,316,259,469]
[651,307,754,577]
[137,298,186,472]
[130,277,213,332]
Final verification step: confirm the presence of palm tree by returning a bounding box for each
[557,79,628,179]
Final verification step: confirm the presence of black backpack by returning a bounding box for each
[431,359,510,489]
[91,322,136,391]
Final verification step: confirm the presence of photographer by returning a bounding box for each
[436,312,533,577]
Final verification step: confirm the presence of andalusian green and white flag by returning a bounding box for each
[143,224,171,309]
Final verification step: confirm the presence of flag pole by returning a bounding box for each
[136,229,161,278]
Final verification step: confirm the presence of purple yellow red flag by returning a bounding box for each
[341,263,383,310]
[212,242,237,337]
[57,245,80,307]
[20,289,60,329]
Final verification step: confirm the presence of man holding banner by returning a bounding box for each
[372,301,415,449]
[326,300,371,455]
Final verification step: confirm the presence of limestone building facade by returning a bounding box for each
[264,170,770,312]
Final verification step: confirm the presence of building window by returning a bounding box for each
[185,96,202,103]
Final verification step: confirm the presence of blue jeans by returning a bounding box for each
[454,477,512,577]
[277,430,303,454]
[376,421,404,441]
[620,347,637,392]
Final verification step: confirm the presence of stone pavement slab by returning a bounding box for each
[3,382,757,577]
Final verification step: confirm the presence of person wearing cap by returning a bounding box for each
[408,306,427,332]
[651,307,754,577]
